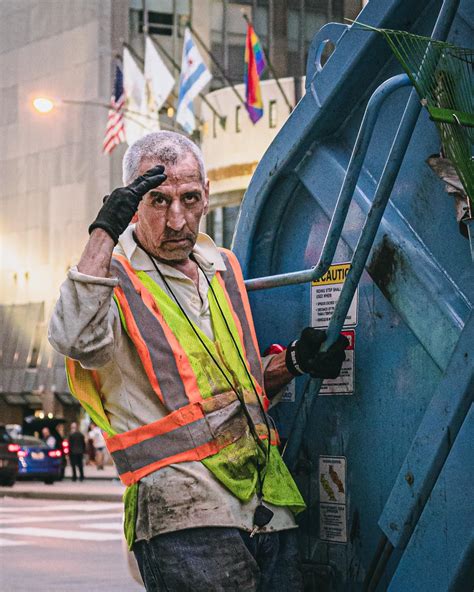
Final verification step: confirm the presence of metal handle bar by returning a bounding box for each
[284,84,426,469]
[244,74,411,292]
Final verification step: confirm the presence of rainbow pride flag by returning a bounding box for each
[244,23,266,123]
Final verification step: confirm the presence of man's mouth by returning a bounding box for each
[163,238,192,246]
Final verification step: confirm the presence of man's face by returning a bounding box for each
[135,153,209,263]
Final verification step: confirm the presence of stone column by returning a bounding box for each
[268,0,288,78]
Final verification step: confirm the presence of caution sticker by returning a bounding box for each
[319,456,347,543]
[320,330,355,395]
[319,504,347,543]
[319,456,346,504]
[311,263,358,328]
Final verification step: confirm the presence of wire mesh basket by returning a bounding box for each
[356,24,473,208]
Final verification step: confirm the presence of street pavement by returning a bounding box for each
[0,464,144,590]
[0,497,143,591]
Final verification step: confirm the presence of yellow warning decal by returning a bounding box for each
[312,263,350,286]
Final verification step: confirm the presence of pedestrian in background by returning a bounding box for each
[68,422,85,482]
[86,427,96,465]
[89,423,105,470]
[41,427,57,449]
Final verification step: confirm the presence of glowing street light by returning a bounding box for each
[33,97,55,114]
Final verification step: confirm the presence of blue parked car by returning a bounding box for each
[15,435,63,484]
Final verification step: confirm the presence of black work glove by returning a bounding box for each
[286,327,349,379]
[88,165,167,243]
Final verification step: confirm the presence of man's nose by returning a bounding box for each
[166,201,186,231]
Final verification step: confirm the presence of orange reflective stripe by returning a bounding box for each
[118,441,222,486]
[65,358,112,433]
[113,425,278,486]
[220,249,264,379]
[112,255,202,407]
[114,285,165,405]
[105,402,204,453]
[218,250,272,409]
[215,273,262,397]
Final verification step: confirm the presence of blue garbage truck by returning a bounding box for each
[233,0,473,589]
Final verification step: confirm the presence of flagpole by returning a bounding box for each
[185,21,248,111]
[60,97,165,127]
[149,35,227,130]
[122,41,194,129]
[61,97,177,133]
[241,13,293,113]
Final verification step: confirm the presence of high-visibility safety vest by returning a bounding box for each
[66,248,305,544]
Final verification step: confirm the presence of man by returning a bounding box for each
[68,422,85,482]
[49,131,347,591]
[41,427,57,449]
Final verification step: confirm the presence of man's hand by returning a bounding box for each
[88,165,167,244]
[285,327,349,379]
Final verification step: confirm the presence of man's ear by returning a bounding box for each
[203,178,210,216]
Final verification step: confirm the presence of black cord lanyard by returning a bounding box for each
[132,236,272,521]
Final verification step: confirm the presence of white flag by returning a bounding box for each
[143,37,175,114]
[176,28,212,133]
[123,47,155,145]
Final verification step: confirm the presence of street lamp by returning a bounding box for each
[32,96,114,114]
[31,95,177,132]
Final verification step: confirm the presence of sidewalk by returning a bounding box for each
[0,464,125,502]
[64,462,119,481]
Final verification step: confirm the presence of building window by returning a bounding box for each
[269,100,277,128]
[139,10,173,36]
[236,105,242,132]
[210,1,265,85]
[207,205,241,249]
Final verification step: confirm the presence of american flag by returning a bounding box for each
[103,62,126,154]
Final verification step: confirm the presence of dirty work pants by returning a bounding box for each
[133,527,303,592]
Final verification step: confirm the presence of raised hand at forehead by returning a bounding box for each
[127,165,167,197]
[89,165,167,244]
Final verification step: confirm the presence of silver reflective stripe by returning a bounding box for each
[111,259,190,411]
[218,251,263,386]
[247,402,267,426]
[111,401,253,476]
[111,417,214,475]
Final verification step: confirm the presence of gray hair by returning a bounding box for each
[122,131,206,185]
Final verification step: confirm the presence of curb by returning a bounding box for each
[63,476,118,482]
[0,489,123,502]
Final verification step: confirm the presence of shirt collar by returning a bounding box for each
[115,224,227,275]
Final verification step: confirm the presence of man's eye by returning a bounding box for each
[152,196,167,205]
[184,194,199,203]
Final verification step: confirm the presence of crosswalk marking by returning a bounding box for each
[0,501,124,546]
[0,527,121,541]
[81,522,123,531]
[0,511,122,525]
[0,537,28,547]
[0,502,122,513]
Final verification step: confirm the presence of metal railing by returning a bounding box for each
[244,73,411,293]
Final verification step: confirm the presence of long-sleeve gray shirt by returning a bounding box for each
[49,226,295,541]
